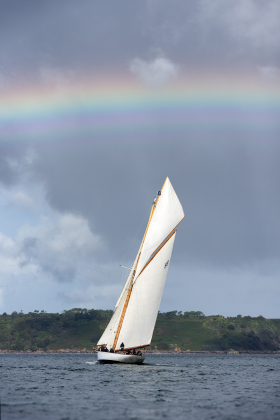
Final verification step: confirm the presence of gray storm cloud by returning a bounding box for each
[198,0,280,51]
[30,137,280,269]
[1,0,279,79]
[17,214,102,282]
[0,0,279,316]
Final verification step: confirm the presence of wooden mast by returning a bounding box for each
[112,189,161,351]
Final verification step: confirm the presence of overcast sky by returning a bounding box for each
[0,0,280,317]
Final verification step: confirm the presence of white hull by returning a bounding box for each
[97,351,145,364]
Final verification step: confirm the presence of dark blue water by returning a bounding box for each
[0,354,279,420]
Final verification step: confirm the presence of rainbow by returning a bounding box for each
[1,72,279,142]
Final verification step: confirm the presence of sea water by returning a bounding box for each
[0,354,279,420]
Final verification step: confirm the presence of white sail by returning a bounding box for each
[135,177,184,278]
[97,177,184,353]
[115,232,176,349]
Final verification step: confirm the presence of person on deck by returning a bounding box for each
[110,348,114,353]
[120,342,124,351]
[132,349,136,355]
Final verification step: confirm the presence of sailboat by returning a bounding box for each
[96,177,184,364]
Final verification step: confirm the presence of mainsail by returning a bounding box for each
[97,177,184,350]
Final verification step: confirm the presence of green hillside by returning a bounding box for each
[153,311,280,351]
[0,309,279,352]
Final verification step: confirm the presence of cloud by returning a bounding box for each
[258,65,280,81]
[0,232,29,278]
[0,177,127,313]
[0,209,102,284]
[11,191,33,209]
[58,289,92,304]
[0,231,14,253]
[129,57,178,87]
[1,0,280,318]
[0,147,37,186]
[0,208,121,313]
[17,213,102,282]
[198,0,280,52]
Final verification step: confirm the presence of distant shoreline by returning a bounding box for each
[1,311,279,354]
[1,349,280,355]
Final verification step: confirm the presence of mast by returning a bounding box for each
[112,190,161,350]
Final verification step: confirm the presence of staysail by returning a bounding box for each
[97,177,184,350]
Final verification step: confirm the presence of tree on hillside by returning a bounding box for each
[183,311,205,318]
